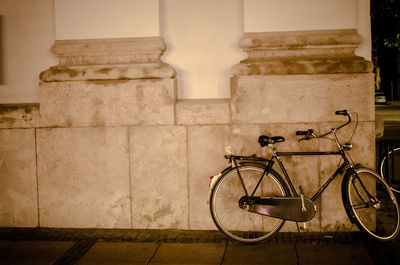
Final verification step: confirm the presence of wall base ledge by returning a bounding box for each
[233,58,372,76]
[0,227,360,242]
[0,104,40,128]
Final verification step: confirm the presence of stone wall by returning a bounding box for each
[0,30,374,232]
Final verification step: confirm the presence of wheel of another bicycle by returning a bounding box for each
[344,167,400,241]
[380,147,400,193]
[209,164,290,243]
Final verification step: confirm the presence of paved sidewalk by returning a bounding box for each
[0,229,400,265]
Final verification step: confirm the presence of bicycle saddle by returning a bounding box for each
[258,135,285,147]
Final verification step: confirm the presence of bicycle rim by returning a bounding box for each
[346,168,400,240]
[380,147,400,193]
[210,165,288,243]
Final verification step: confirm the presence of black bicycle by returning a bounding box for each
[209,110,400,243]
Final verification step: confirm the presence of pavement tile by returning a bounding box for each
[364,237,400,265]
[75,242,159,265]
[0,240,12,249]
[297,243,374,265]
[0,240,74,265]
[149,243,225,265]
[222,242,297,265]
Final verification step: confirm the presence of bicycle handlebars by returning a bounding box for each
[335,110,348,116]
[295,129,314,136]
[296,110,352,141]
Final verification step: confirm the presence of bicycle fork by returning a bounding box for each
[350,173,381,210]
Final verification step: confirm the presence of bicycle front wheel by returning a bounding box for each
[343,167,400,241]
[380,147,400,193]
[209,164,289,243]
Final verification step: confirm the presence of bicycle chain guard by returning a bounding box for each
[242,196,316,222]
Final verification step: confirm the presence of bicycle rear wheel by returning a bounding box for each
[343,167,400,241]
[380,147,400,193]
[209,164,289,243]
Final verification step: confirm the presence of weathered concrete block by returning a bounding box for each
[0,104,40,128]
[231,74,374,124]
[231,124,263,156]
[37,127,131,228]
[40,79,176,127]
[130,126,188,229]
[0,129,37,226]
[176,99,231,125]
[187,125,231,230]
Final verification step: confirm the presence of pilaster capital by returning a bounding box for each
[232,29,373,75]
[40,37,176,81]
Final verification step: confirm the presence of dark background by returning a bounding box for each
[371,0,400,103]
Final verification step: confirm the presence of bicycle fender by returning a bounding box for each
[207,166,232,204]
[207,162,271,204]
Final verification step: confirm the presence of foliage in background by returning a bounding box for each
[371,0,400,50]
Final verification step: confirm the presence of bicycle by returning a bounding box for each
[209,110,400,243]
[380,145,400,193]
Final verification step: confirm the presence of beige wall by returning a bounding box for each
[0,0,371,103]
[55,0,159,39]
[244,0,371,60]
[160,0,244,99]
[244,0,357,32]
[0,0,56,104]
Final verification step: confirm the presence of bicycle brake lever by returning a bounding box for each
[299,132,318,142]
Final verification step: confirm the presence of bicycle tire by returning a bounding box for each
[380,147,400,193]
[209,163,290,243]
[343,167,400,241]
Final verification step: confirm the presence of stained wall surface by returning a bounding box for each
[0,0,374,233]
[0,28,375,232]
[0,0,56,103]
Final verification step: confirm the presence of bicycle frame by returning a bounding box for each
[271,151,348,200]
[241,126,356,202]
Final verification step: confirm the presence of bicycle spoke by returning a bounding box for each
[351,203,370,210]
[210,165,287,243]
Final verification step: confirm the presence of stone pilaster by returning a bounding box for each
[231,29,374,124]
[231,29,375,232]
[39,37,176,127]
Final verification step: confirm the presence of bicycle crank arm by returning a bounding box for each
[247,197,316,222]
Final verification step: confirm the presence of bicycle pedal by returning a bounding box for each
[299,222,309,231]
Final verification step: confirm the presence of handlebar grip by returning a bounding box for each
[296,131,308,135]
[296,129,314,136]
[335,110,348,116]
